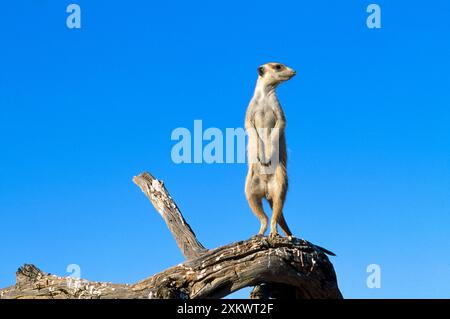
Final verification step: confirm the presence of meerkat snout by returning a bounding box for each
[257,62,296,86]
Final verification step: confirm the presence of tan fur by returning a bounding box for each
[245,62,296,238]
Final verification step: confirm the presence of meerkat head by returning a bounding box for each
[257,62,296,87]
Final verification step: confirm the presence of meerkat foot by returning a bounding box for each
[269,232,280,239]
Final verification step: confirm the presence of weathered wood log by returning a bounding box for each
[0,172,342,299]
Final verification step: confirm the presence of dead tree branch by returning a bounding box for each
[0,172,342,299]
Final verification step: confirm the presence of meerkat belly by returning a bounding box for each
[253,108,276,129]
[246,166,269,197]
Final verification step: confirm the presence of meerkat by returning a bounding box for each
[245,62,296,238]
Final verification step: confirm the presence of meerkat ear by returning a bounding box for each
[257,66,265,77]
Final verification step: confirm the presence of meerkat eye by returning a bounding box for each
[275,64,284,71]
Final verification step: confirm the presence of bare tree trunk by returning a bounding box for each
[0,172,342,299]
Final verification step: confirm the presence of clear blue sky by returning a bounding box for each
[1,1,449,298]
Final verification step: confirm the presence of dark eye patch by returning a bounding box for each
[274,64,284,71]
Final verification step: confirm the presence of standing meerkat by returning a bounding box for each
[245,62,296,238]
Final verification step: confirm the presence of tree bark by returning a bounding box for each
[0,172,342,299]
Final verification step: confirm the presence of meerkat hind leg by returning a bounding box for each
[247,195,269,235]
[268,198,292,239]
[269,198,283,238]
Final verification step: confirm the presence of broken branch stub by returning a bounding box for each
[133,172,207,260]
